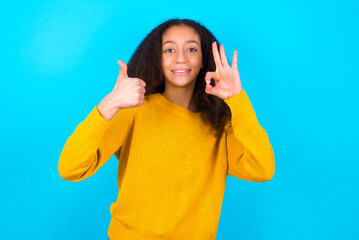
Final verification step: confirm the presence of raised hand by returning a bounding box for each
[205,41,243,99]
[113,60,147,108]
[97,60,146,121]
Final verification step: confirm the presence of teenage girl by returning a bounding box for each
[59,18,275,240]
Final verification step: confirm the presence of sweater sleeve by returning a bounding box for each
[223,90,275,182]
[58,106,137,182]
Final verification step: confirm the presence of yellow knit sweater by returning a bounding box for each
[58,89,275,240]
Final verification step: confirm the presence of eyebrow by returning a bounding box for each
[162,40,200,46]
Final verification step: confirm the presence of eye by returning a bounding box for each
[164,49,174,53]
[187,48,197,52]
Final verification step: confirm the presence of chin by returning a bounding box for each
[169,80,195,88]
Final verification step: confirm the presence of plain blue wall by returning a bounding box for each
[1,0,358,239]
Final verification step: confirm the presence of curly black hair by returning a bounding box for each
[127,18,231,136]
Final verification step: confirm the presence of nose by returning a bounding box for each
[176,50,186,63]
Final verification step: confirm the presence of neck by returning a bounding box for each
[161,88,198,113]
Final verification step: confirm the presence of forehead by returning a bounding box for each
[162,25,200,43]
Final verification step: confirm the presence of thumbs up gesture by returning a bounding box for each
[97,60,147,121]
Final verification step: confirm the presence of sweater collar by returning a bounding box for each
[153,93,202,118]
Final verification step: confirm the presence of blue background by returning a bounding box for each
[1,0,358,239]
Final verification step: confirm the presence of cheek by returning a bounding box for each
[161,57,171,69]
[161,59,171,78]
[192,55,203,69]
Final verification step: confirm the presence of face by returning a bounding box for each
[161,24,203,90]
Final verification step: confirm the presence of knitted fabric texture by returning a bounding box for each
[58,90,275,240]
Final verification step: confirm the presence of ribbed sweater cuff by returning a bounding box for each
[78,106,112,140]
[223,90,254,118]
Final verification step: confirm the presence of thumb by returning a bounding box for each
[117,60,128,79]
[205,84,218,96]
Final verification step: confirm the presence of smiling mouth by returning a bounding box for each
[172,69,191,75]
[172,69,191,73]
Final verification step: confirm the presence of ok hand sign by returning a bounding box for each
[205,41,243,99]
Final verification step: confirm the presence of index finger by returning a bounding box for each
[212,41,223,69]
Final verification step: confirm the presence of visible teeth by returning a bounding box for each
[173,70,189,72]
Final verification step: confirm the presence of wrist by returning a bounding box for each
[226,88,243,99]
[98,95,120,121]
